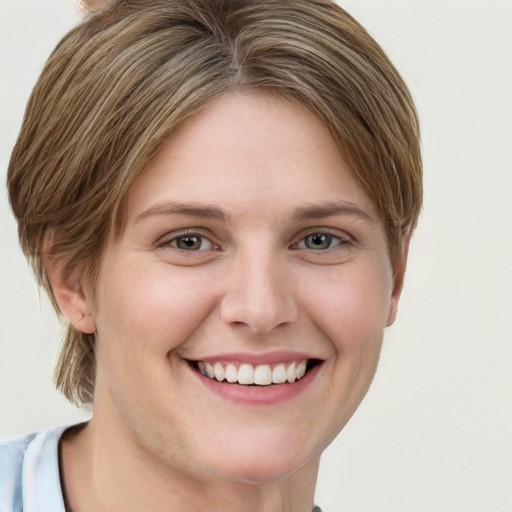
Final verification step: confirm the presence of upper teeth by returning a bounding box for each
[197,361,308,386]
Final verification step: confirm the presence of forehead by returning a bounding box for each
[126,92,377,223]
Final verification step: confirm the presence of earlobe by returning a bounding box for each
[46,260,96,334]
[386,296,400,327]
[386,233,412,327]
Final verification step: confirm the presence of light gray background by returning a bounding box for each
[1,1,511,510]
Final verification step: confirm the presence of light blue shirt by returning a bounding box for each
[0,425,69,512]
[0,425,324,512]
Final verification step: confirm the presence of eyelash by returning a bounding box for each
[158,228,351,254]
[290,229,351,252]
[157,229,218,254]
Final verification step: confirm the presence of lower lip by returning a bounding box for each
[190,363,323,405]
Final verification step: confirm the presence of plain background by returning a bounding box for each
[1,1,511,510]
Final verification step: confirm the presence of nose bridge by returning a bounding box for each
[220,242,298,334]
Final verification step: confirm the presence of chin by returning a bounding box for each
[211,456,309,486]
[198,430,321,485]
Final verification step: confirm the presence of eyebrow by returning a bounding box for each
[135,199,373,224]
[289,201,374,223]
[135,201,229,223]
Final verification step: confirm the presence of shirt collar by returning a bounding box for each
[22,425,68,512]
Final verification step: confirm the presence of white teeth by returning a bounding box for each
[296,360,307,380]
[238,364,255,385]
[254,364,272,386]
[225,363,238,383]
[213,362,225,381]
[196,359,311,386]
[204,362,214,379]
[272,363,287,384]
[286,362,297,383]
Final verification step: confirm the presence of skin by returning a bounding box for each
[51,93,407,512]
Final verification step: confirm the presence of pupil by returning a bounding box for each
[177,236,201,250]
[306,234,331,250]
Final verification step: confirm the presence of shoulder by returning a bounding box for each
[0,426,70,512]
[0,431,38,512]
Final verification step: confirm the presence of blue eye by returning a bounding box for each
[297,232,343,251]
[168,234,213,252]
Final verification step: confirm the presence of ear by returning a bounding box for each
[386,233,412,327]
[46,260,96,334]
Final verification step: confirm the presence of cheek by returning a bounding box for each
[303,260,393,353]
[95,262,218,356]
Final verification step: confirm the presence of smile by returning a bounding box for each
[193,360,320,386]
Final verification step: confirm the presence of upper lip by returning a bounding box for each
[185,351,325,365]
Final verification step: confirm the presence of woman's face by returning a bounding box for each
[89,93,399,483]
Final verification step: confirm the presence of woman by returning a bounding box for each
[1,0,422,510]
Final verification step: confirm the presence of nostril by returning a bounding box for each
[219,270,299,334]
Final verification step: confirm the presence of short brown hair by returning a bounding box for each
[7,0,422,405]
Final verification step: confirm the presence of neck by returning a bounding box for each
[61,416,320,512]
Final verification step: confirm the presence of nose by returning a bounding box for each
[220,249,298,335]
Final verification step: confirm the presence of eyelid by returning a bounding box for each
[157,228,219,251]
[290,227,353,249]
